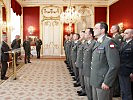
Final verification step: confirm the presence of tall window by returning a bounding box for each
[11,8,20,42]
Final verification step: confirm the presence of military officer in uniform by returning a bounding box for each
[90,22,120,100]
[110,25,123,50]
[82,28,96,99]
[1,35,10,80]
[23,36,31,63]
[71,33,81,86]
[119,29,133,100]
[75,31,86,96]
[67,34,74,75]
[110,24,123,97]
[35,36,42,59]
[64,35,69,64]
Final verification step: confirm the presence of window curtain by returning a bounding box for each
[11,0,22,16]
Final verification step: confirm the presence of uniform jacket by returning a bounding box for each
[71,40,81,63]
[90,35,120,88]
[1,41,10,62]
[35,39,42,50]
[11,39,21,49]
[82,40,96,77]
[23,40,31,53]
[112,33,123,50]
[119,40,133,76]
[76,40,86,69]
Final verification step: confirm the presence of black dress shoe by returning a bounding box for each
[1,77,8,80]
[72,77,76,80]
[78,92,87,96]
[28,62,31,63]
[74,83,81,87]
[113,95,120,97]
[73,78,76,81]
[77,90,82,94]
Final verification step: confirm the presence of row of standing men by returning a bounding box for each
[64,22,133,100]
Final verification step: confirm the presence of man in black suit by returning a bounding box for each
[35,37,42,59]
[11,35,21,65]
[119,29,133,100]
[1,35,10,80]
[23,37,31,63]
[11,35,21,49]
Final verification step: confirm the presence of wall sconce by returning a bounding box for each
[118,22,124,33]
[28,26,35,34]
[65,24,73,33]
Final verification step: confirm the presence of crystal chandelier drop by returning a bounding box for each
[60,0,81,26]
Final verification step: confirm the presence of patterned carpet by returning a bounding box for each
[0,59,88,100]
[0,59,121,100]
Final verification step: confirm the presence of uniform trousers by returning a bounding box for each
[92,86,112,100]
[119,75,132,100]
[79,68,85,92]
[72,61,79,82]
[84,76,92,100]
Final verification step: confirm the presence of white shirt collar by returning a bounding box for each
[74,40,78,43]
[87,39,92,44]
[126,39,132,43]
[82,40,85,43]
[97,34,105,43]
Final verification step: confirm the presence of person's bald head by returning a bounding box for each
[123,29,133,40]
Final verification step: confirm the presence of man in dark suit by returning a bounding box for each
[119,29,133,100]
[35,37,42,59]
[11,35,21,65]
[1,35,10,80]
[90,22,120,100]
[11,35,21,50]
[23,37,31,63]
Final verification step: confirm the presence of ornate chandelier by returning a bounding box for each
[60,0,81,26]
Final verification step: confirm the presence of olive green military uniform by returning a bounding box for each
[71,40,81,81]
[76,40,86,92]
[112,33,123,50]
[67,40,74,71]
[82,39,96,100]
[90,35,120,100]
[64,40,70,65]
[112,33,123,97]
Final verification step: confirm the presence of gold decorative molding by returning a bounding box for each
[41,5,61,20]
[108,0,119,6]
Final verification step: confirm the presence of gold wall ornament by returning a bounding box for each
[44,42,60,49]
[78,5,94,17]
[41,5,61,20]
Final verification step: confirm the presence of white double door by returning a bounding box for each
[42,20,62,56]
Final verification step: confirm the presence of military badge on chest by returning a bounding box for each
[97,47,105,53]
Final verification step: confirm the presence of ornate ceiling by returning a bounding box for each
[18,0,119,6]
